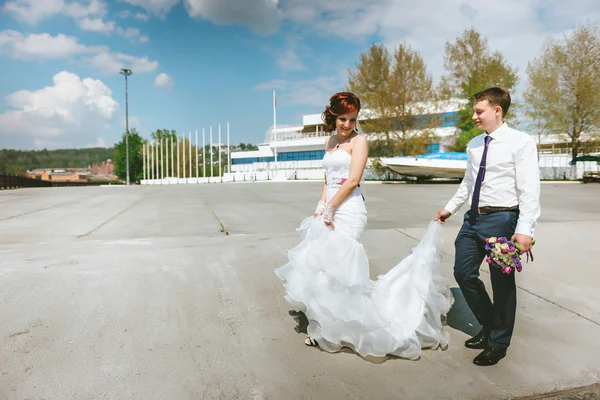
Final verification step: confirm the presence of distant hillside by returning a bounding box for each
[0,147,115,175]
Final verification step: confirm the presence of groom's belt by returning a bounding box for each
[476,205,519,215]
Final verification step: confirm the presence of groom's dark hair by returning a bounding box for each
[474,87,511,117]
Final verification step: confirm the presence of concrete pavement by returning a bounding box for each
[0,182,598,399]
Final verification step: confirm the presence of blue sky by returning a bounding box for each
[0,0,598,150]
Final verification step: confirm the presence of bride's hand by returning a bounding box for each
[323,206,335,230]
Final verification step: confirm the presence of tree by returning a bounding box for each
[441,28,519,151]
[524,23,600,161]
[348,43,438,157]
[114,128,144,183]
[151,129,177,143]
[389,43,438,155]
[0,147,114,174]
[347,44,396,156]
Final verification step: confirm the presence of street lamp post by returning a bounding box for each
[120,68,133,185]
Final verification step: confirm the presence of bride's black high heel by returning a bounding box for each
[305,337,319,346]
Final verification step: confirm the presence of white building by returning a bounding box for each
[229,100,466,181]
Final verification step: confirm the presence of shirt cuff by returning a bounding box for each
[443,201,463,216]
[515,220,534,237]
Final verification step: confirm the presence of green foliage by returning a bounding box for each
[238,143,258,151]
[441,28,519,151]
[114,128,145,183]
[524,22,600,161]
[151,129,178,142]
[0,147,114,175]
[347,42,437,156]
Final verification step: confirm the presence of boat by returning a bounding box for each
[379,152,467,181]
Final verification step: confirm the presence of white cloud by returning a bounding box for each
[88,137,107,147]
[87,51,158,74]
[134,12,150,20]
[2,0,107,24]
[62,0,106,19]
[121,0,179,15]
[3,0,149,43]
[0,30,101,59]
[278,0,600,92]
[77,18,148,42]
[78,17,115,34]
[276,49,305,70]
[154,72,173,87]
[253,76,341,108]
[0,71,120,149]
[183,0,282,35]
[252,79,286,92]
[0,30,157,73]
[121,0,282,34]
[2,0,65,24]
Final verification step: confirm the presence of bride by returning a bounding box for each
[274,92,454,359]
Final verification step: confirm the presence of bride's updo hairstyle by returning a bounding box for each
[321,92,361,133]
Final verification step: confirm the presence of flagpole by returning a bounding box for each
[177,135,180,182]
[195,129,199,179]
[202,128,206,178]
[170,135,174,182]
[182,134,186,179]
[161,137,164,182]
[218,124,222,179]
[165,136,169,182]
[153,141,157,183]
[227,122,230,174]
[142,143,146,181]
[156,138,160,182]
[210,126,213,177]
[273,89,277,173]
[188,132,192,179]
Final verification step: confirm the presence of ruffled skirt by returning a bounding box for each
[274,191,454,359]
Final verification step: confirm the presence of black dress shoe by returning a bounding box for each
[465,328,488,349]
[473,347,507,366]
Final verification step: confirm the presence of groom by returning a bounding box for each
[434,87,540,366]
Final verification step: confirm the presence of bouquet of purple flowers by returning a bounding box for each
[484,236,535,274]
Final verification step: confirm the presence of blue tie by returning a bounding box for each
[471,135,492,212]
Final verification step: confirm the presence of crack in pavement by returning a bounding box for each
[77,198,145,238]
[0,194,98,222]
[203,198,230,236]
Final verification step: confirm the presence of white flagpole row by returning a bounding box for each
[144,123,232,185]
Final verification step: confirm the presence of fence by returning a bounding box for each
[0,175,119,190]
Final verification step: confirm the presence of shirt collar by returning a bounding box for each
[488,122,508,142]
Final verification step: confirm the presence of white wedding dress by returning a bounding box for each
[275,149,454,359]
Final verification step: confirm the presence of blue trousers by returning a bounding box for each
[454,209,519,349]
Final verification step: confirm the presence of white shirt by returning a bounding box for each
[444,123,541,237]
